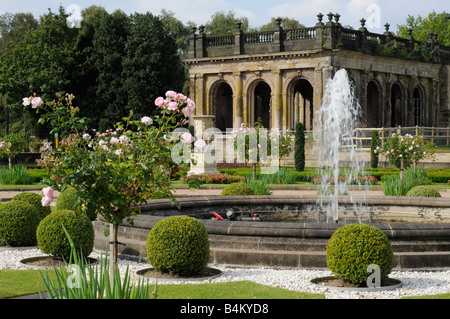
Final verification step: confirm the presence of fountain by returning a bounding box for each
[316,68,366,224]
[92,69,450,271]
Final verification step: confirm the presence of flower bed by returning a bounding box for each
[182,173,247,185]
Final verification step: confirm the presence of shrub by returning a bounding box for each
[183,173,247,185]
[0,200,41,246]
[12,192,51,220]
[370,130,380,169]
[221,182,255,196]
[245,179,272,195]
[57,187,97,220]
[36,210,94,259]
[326,223,394,285]
[146,216,210,276]
[383,168,428,196]
[406,186,441,197]
[294,122,305,172]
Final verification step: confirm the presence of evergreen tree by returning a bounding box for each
[370,130,381,169]
[294,122,305,172]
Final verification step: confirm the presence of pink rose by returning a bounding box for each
[167,101,178,111]
[180,132,194,144]
[31,97,43,108]
[155,97,165,107]
[194,139,207,150]
[141,116,153,126]
[182,106,192,117]
[186,98,196,110]
[42,187,54,207]
[165,90,177,98]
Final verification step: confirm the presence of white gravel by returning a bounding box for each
[2,248,450,299]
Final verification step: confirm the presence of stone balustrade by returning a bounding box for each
[188,13,450,65]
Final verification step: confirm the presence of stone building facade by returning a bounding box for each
[185,14,450,133]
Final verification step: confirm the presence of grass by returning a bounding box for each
[0,270,323,299]
[0,269,57,299]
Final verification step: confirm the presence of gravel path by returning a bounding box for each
[1,247,449,299]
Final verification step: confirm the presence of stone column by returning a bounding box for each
[234,72,243,129]
[188,115,220,175]
[272,70,283,130]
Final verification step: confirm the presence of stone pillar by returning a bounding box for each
[188,115,220,175]
[234,72,244,128]
[195,75,205,115]
[272,70,283,130]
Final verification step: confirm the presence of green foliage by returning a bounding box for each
[221,182,255,196]
[370,130,380,169]
[396,11,450,47]
[12,192,51,220]
[294,122,305,172]
[0,165,35,184]
[40,225,153,299]
[259,17,305,31]
[204,11,252,35]
[0,200,40,246]
[406,186,441,197]
[380,130,435,169]
[383,168,429,196]
[326,224,394,285]
[245,179,272,195]
[56,187,97,220]
[36,210,94,259]
[146,216,210,276]
[1,132,26,159]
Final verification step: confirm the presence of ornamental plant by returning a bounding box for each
[233,120,290,180]
[32,90,199,277]
[377,130,435,171]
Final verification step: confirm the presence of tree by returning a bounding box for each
[259,17,305,31]
[0,7,79,138]
[122,13,185,120]
[90,10,130,128]
[294,122,305,172]
[0,12,38,56]
[204,11,252,35]
[397,11,450,47]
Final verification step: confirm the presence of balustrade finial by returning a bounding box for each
[360,18,366,28]
[334,13,341,24]
[327,12,334,22]
[384,23,390,32]
[317,13,324,23]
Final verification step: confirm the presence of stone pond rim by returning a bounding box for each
[93,195,450,270]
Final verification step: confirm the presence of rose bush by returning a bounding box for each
[32,90,199,273]
[377,130,435,170]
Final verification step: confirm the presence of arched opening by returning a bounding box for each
[391,83,403,127]
[254,81,272,129]
[366,81,380,128]
[290,78,314,130]
[413,87,424,126]
[212,82,233,132]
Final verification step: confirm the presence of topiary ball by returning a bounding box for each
[57,187,97,220]
[326,223,394,285]
[0,200,41,246]
[406,186,441,198]
[36,210,94,259]
[146,216,210,276]
[12,192,51,220]
[221,182,255,196]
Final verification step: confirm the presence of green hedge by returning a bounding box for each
[146,216,210,276]
[36,210,94,259]
[0,200,41,246]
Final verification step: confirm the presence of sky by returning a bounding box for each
[0,0,448,33]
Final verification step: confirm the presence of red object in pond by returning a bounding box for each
[212,212,223,220]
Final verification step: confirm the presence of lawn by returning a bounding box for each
[0,270,323,299]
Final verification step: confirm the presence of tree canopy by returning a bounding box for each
[397,11,450,47]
